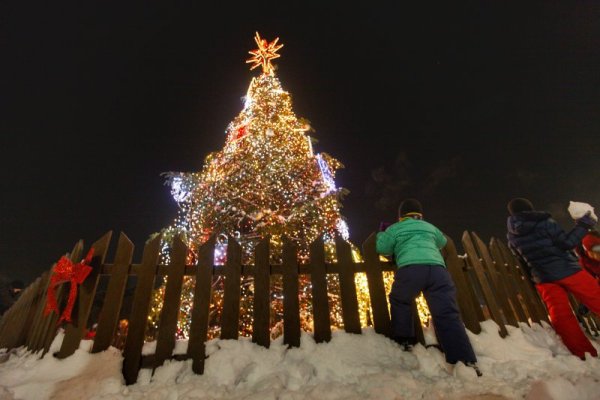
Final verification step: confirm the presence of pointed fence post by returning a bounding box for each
[361,233,391,337]
[335,236,361,334]
[282,237,300,347]
[187,236,216,374]
[56,231,112,359]
[497,240,548,324]
[92,233,134,353]
[220,237,242,340]
[0,278,37,349]
[443,236,481,334]
[25,271,51,351]
[309,237,331,343]
[462,231,508,337]
[40,241,83,353]
[472,232,519,328]
[489,238,529,324]
[252,236,271,348]
[122,234,161,385]
[41,240,84,355]
[154,236,187,371]
[22,274,49,349]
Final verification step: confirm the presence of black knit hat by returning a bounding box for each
[398,198,423,218]
[507,198,534,215]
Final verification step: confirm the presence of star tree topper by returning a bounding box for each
[246,32,284,75]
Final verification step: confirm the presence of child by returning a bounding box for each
[506,197,600,359]
[376,198,480,376]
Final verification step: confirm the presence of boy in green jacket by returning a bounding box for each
[376,198,480,375]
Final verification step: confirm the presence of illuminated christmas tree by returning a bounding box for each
[147,32,362,340]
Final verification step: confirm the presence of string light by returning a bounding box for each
[145,33,430,340]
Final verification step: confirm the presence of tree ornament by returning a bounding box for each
[246,32,284,75]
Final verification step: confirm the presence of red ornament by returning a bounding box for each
[235,125,247,140]
[44,248,95,324]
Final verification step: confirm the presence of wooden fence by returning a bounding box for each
[1,230,598,385]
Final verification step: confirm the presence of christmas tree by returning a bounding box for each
[147,33,390,340]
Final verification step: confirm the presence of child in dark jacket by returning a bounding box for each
[506,198,600,359]
[376,198,480,376]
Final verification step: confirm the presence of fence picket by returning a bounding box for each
[462,231,508,337]
[92,233,134,353]
[220,237,242,340]
[122,234,161,385]
[252,237,271,347]
[40,240,84,355]
[154,236,187,370]
[443,237,481,334]
[497,240,548,323]
[24,272,49,349]
[335,236,361,334]
[282,238,301,347]
[56,232,112,359]
[361,233,391,337]
[11,278,39,348]
[309,237,331,343]
[187,236,216,374]
[472,233,519,327]
[489,239,529,324]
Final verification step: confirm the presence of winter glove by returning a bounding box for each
[576,211,597,229]
[379,222,392,232]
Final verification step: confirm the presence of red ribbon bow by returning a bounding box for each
[44,248,94,324]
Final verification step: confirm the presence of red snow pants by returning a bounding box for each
[536,270,600,359]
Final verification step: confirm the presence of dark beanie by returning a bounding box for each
[507,198,534,215]
[399,198,423,218]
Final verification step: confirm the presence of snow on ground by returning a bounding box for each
[1,320,600,400]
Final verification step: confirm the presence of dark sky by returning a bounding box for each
[2,2,600,284]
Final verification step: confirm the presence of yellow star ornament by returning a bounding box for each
[246,32,284,75]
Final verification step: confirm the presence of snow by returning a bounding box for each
[568,201,598,221]
[1,320,600,400]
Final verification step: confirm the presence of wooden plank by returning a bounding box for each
[334,236,361,334]
[472,232,519,328]
[154,236,187,370]
[11,278,40,348]
[56,231,112,359]
[498,240,548,323]
[187,236,216,374]
[442,236,481,334]
[25,272,49,349]
[0,308,16,349]
[41,240,84,355]
[282,238,300,347]
[462,231,508,337]
[252,237,271,347]
[361,233,391,337]
[309,237,331,343]
[220,237,242,340]
[495,240,538,323]
[489,239,529,324]
[92,233,134,353]
[0,278,37,348]
[26,271,51,350]
[122,234,161,385]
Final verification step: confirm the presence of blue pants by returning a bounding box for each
[389,265,477,364]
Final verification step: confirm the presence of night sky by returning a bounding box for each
[2,3,600,284]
